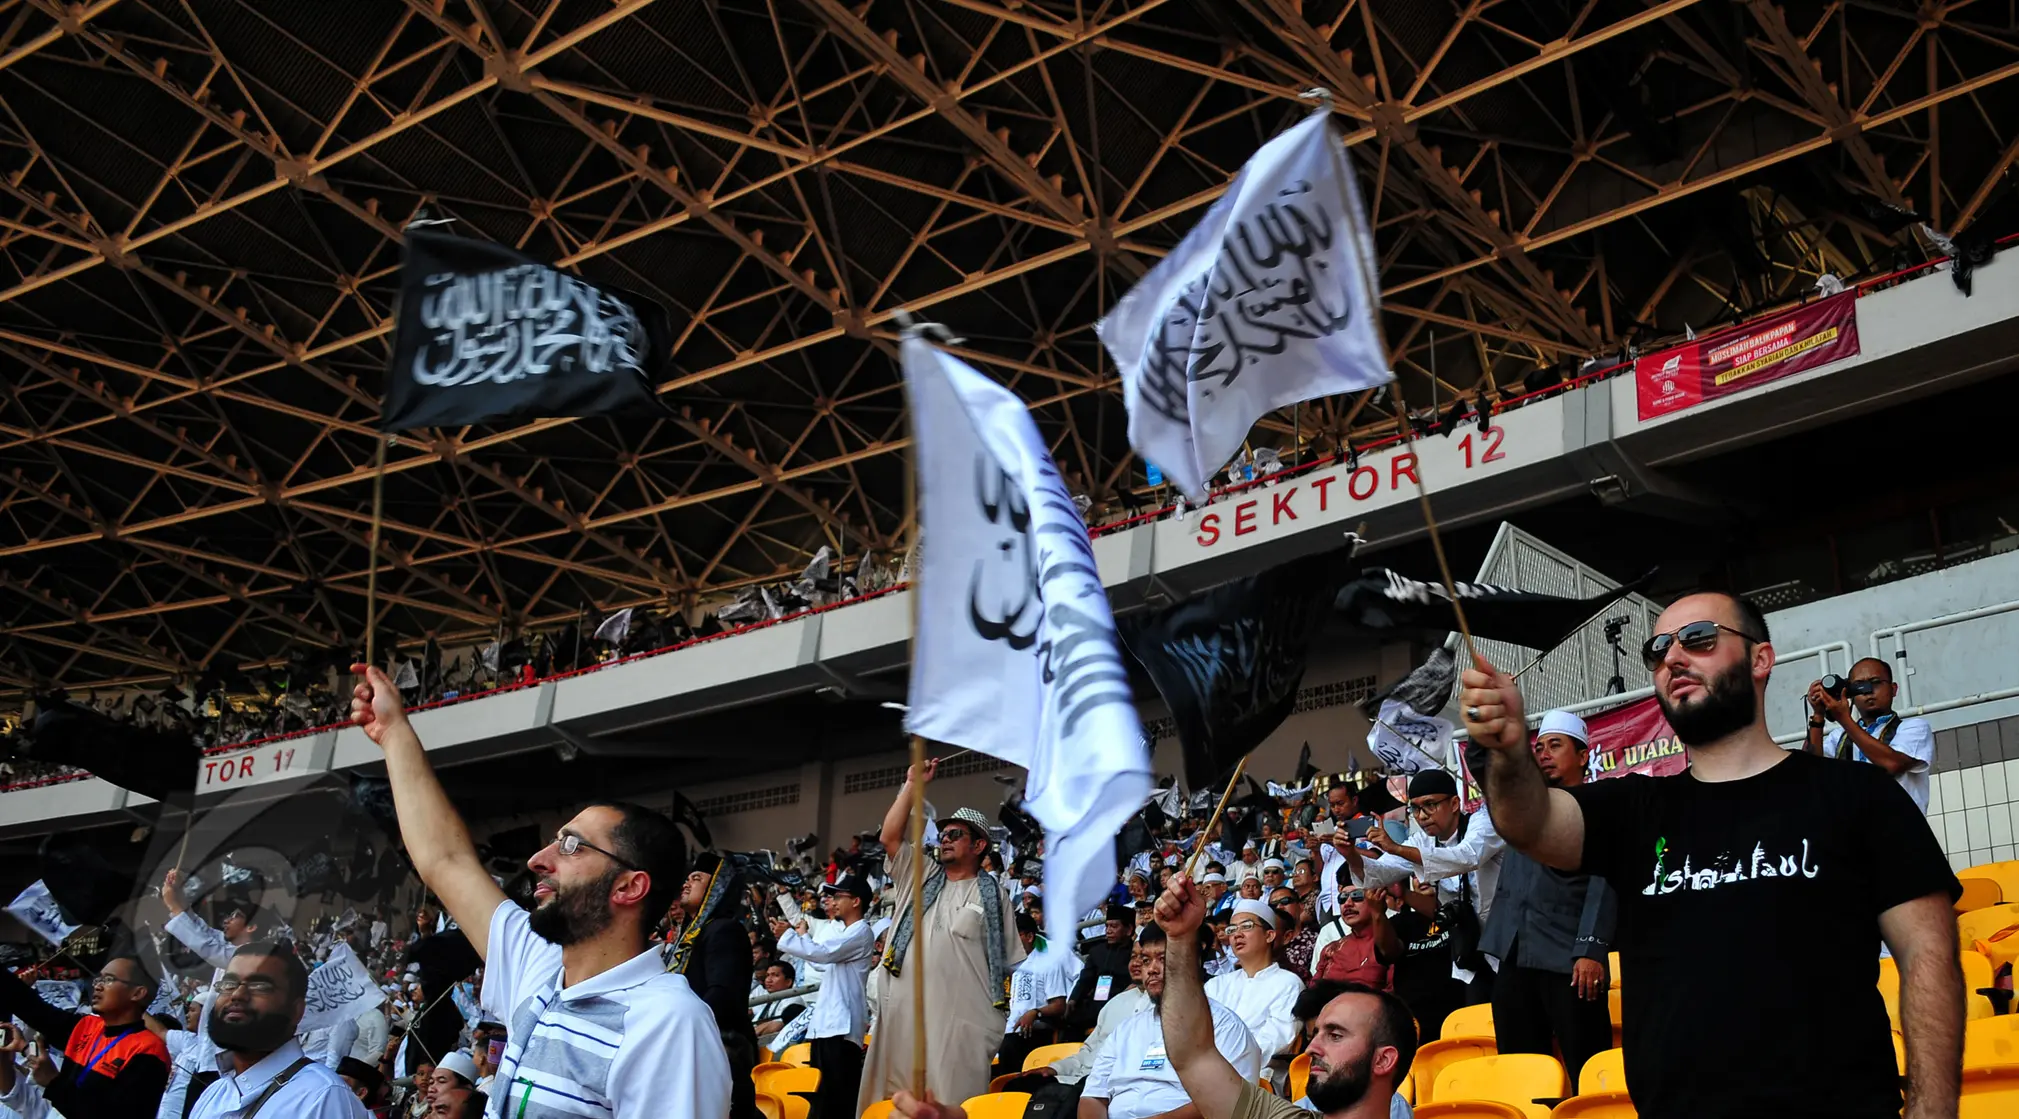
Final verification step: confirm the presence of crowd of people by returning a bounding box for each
[0,589,1972,1119]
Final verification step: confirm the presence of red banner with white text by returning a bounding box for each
[1458,695,1687,810]
[1635,290,1861,420]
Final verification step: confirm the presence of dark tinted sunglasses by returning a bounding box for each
[1641,620,1763,669]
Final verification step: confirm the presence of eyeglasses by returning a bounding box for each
[1409,796,1453,816]
[213,976,281,996]
[1343,890,1367,903]
[937,828,973,843]
[555,832,639,870]
[1641,621,1763,669]
[92,973,135,988]
[1229,920,1269,934]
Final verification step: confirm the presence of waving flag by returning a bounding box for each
[1098,109,1390,499]
[902,335,1152,964]
[7,880,79,946]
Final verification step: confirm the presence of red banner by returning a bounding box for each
[1457,696,1687,810]
[1635,290,1861,420]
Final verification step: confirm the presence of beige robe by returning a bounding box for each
[857,843,1025,1113]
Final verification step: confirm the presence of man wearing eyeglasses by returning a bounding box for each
[1803,658,1935,811]
[1460,591,1962,1119]
[156,875,273,1119]
[1347,770,1506,1002]
[187,941,366,1117]
[0,954,170,1119]
[348,665,731,1119]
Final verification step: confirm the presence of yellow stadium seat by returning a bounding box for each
[1413,1037,1499,1105]
[959,1092,1032,1119]
[1606,989,1623,1050]
[1433,1054,1569,1119]
[1961,950,1998,1019]
[987,1074,1019,1093]
[1576,1049,1626,1096]
[1957,877,2003,913]
[779,1042,814,1066]
[779,1095,810,1119]
[1960,902,2019,946]
[753,1091,785,1119]
[1893,1031,1905,1076]
[1549,1091,1637,1118]
[759,1046,774,1063]
[1877,957,1902,1031]
[1443,1003,1495,1040]
[1961,1065,2019,1119]
[755,1066,821,1100]
[1413,1104,1529,1119]
[1960,861,2019,904]
[1606,952,1621,989]
[1966,1016,2019,1070]
[1289,1052,1312,1101]
[861,1101,896,1119]
[1023,1042,1082,1071]
[1399,1071,1413,1105]
[751,1062,796,1079]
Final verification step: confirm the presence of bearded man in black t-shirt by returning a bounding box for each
[1458,589,1962,1119]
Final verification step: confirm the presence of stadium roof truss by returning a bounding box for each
[2,0,2016,694]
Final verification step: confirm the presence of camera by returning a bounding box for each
[1818,674,1876,700]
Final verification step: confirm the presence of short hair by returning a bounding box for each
[1294,858,1314,873]
[1693,589,1770,644]
[1136,923,1166,947]
[1852,657,1893,682]
[107,955,157,1003]
[1297,980,1418,1084]
[1205,861,1224,875]
[582,800,688,926]
[1014,913,1038,936]
[231,940,309,1000]
[765,958,795,984]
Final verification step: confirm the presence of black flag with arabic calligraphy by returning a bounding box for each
[381,230,672,432]
[1334,567,1654,652]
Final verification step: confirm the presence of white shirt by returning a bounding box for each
[300,1016,360,1069]
[1004,943,1082,1033]
[187,1039,368,1118]
[161,910,241,1119]
[1048,984,1150,1084]
[371,921,389,948]
[349,1007,390,1066]
[1822,714,1934,811]
[479,898,731,1119]
[0,1068,51,1119]
[1353,809,1507,982]
[1084,999,1258,1119]
[1205,963,1302,1060]
[776,920,875,1044]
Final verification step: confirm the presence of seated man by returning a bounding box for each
[1078,924,1259,1119]
[1042,947,1152,1089]
[1311,884,1398,993]
[1002,914,1082,1072]
[752,959,808,1042]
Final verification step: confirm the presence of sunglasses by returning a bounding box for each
[1640,620,1764,670]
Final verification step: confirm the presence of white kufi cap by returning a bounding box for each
[1538,709,1588,745]
[1230,898,1278,929]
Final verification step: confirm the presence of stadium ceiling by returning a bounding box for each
[2,0,2016,695]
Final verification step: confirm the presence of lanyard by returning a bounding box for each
[515,1076,537,1119]
[72,1032,119,1087]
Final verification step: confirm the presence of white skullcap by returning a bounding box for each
[437,1051,479,1085]
[1201,872,1227,884]
[1230,898,1278,929]
[1539,709,1589,745]
[1261,858,1287,871]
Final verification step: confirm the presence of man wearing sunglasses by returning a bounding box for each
[1459,591,1962,1119]
[348,665,731,1119]
[1802,658,1935,811]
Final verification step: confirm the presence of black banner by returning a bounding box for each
[15,697,199,803]
[1335,567,1651,652]
[382,230,671,431]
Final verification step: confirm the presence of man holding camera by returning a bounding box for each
[1803,658,1935,811]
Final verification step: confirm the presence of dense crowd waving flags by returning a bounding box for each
[382,229,673,431]
[1098,108,1392,500]
[900,334,1153,964]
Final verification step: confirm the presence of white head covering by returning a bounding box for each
[1260,858,1287,871]
[437,1051,479,1085]
[1230,898,1278,929]
[1539,709,1589,745]
[1201,872,1227,884]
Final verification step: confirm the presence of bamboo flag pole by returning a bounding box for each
[365,432,389,668]
[898,319,931,1099]
[1183,757,1249,879]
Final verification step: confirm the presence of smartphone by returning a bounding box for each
[1346,818,1375,840]
[1312,819,1338,838]
[487,1039,505,1066]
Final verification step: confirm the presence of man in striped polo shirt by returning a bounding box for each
[348,664,731,1119]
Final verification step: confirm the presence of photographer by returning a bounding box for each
[1803,658,1934,811]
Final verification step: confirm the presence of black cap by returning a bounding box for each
[821,874,872,903]
[336,1057,383,1094]
[1104,902,1132,923]
[1407,770,1459,799]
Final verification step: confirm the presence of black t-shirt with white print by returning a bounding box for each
[1570,749,1957,1119]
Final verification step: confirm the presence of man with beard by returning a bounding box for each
[157,877,273,1119]
[1158,877,1412,1119]
[1077,923,1258,1119]
[1460,591,1961,1119]
[348,665,731,1119]
[1476,710,1615,1084]
[857,761,1023,1114]
[0,953,171,1118]
[187,942,366,1117]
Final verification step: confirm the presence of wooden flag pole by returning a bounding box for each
[1387,381,1481,666]
[365,432,389,668]
[1183,757,1249,879]
[897,316,930,1099]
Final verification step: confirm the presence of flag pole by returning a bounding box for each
[898,318,930,1099]
[365,432,389,669]
[1183,757,1249,879]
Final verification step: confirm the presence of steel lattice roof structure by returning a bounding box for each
[3,0,2017,696]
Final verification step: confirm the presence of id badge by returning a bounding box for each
[1139,1042,1167,1071]
[1094,975,1113,1002]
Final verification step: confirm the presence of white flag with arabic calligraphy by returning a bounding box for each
[902,336,1152,967]
[6,880,79,947]
[296,941,386,1035]
[1098,108,1391,500]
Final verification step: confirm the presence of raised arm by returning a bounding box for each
[1460,655,1585,871]
[350,664,506,958]
[159,872,236,969]
[777,921,874,965]
[1881,891,1963,1119]
[1153,877,1248,1119]
[880,758,937,852]
[0,967,81,1052]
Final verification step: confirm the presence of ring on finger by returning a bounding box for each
[1465,705,1482,721]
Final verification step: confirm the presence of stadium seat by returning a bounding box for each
[777,1095,810,1119]
[1412,1037,1499,1105]
[756,1066,821,1100]
[1893,1031,1905,1076]
[1965,1016,2019,1069]
[1413,1104,1528,1119]
[1023,1042,1082,1071]
[1549,1091,1637,1118]
[986,1073,1019,1093]
[1575,1048,1626,1096]
[1442,1004,1495,1040]
[1959,904,2019,952]
[861,1101,896,1119]
[1606,989,1623,1050]
[1433,1054,1569,1119]
[1399,1071,1413,1105]
[1960,860,2019,904]
[1961,949,2000,1018]
[1607,951,1621,989]
[1289,1051,1312,1101]
[780,1042,814,1066]
[759,1046,774,1063]
[1961,1065,2019,1119]
[1956,876,2003,913]
[1878,957,1902,1030]
[958,1092,1032,1119]
[753,1091,785,1119]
